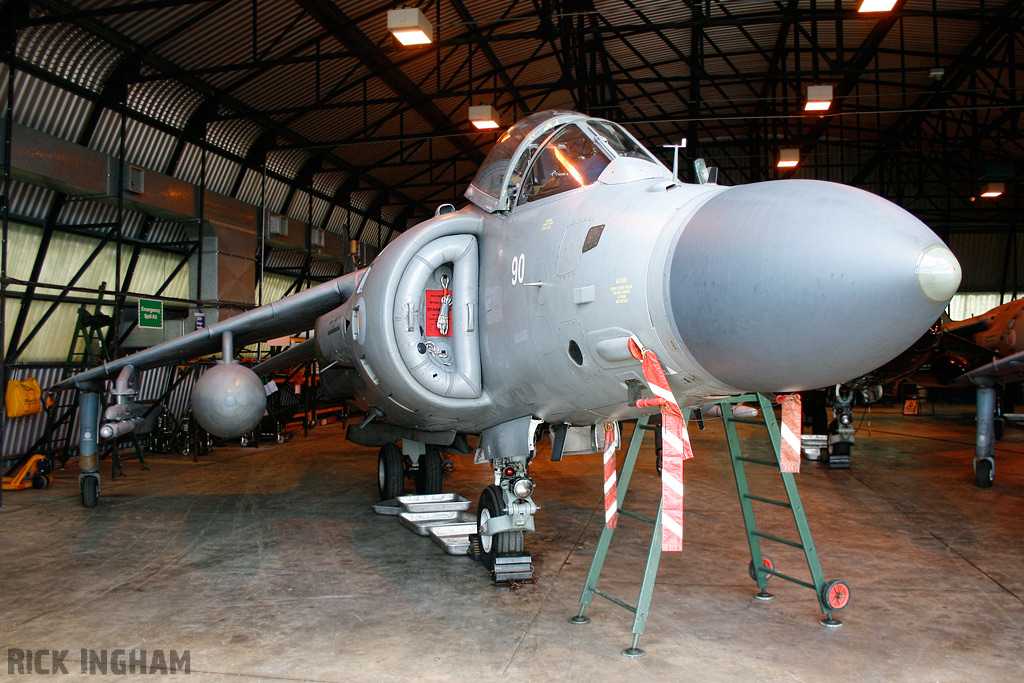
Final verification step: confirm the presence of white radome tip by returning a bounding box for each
[916,245,962,304]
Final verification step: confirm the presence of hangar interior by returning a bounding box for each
[1,1,1023,681]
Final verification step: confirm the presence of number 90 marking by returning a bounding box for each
[511,253,526,286]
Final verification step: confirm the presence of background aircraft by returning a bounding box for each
[834,298,1024,487]
[53,110,961,570]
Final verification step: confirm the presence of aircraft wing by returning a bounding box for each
[251,338,319,376]
[943,316,994,339]
[957,348,1024,387]
[51,268,364,392]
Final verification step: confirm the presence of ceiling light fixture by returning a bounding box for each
[468,105,501,130]
[858,0,898,11]
[980,182,1004,198]
[777,148,800,168]
[387,8,432,46]
[804,85,833,112]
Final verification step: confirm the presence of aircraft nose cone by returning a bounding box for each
[667,180,960,393]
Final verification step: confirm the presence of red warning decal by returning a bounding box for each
[425,289,452,337]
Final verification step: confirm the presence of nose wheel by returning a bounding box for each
[477,484,524,571]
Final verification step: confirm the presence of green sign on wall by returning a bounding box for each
[139,298,163,329]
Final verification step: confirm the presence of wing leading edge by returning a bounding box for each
[958,348,1024,387]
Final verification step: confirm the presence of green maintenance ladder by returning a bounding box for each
[569,394,851,657]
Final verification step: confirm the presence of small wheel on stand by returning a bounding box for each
[748,555,774,582]
[822,579,851,611]
[378,443,404,500]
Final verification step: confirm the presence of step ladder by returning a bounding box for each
[569,393,850,657]
[67,282,113,366]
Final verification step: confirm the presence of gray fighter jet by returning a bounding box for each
[53,110,961,568]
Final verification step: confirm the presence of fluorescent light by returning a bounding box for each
[388,8,432,46]
[858,0,898,11]
[981,182,1004,198]
[804,85,833,112]
[468,105,500,130]
[777,148,800,168]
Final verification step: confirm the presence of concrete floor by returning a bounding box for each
[2,403,1022,682]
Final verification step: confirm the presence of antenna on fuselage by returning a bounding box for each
[662,138,687,181]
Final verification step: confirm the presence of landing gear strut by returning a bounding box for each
[974,384,997,488]
[827,385,855,469]
[472,417,540,581]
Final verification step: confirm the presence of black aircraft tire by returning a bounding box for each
[81,476,98,508]
[975,459,994,489]
[378,443,404,500]
[415,446,443,495]
[830,441,851,456]
[478,484,524,571]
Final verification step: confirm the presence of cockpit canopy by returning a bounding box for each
[465,111,666,213]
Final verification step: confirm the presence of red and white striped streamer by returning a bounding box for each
[603,422,618,529]
[778,394,802,473]
[628,335,691,553]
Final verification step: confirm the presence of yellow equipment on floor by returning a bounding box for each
[2,454,54,491]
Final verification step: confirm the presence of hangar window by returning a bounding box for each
[517,125,610,205]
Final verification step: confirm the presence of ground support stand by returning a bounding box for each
[570,394,849,657]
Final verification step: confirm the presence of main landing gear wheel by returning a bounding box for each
[975,458,994,489]
[378,443,404,500]
[81,476,99,508]
[415,446,443,495]
[477,484,524,571]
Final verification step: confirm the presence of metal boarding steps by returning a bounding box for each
[569,394,850,657]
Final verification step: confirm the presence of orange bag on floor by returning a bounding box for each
[6,377,43,418]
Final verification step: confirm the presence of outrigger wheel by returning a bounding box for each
[477,484,524,571]
[81,475,99,508]
[975,458,994,489]
[378,443,404,500]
